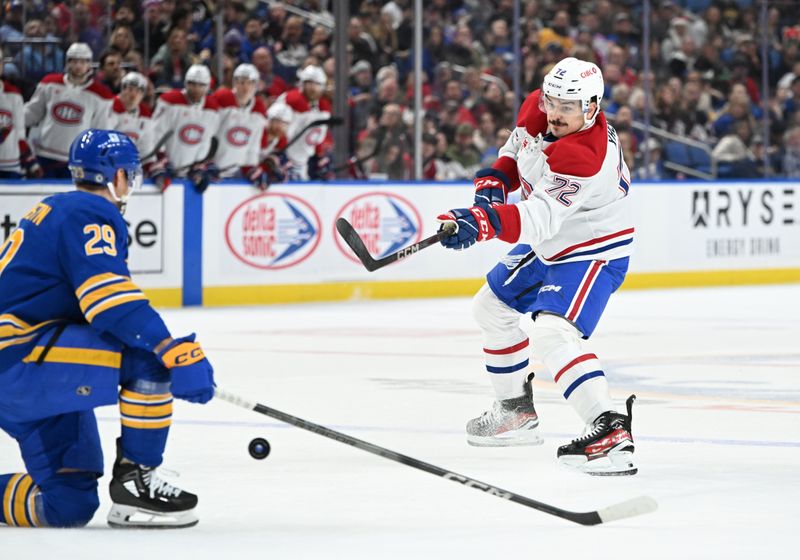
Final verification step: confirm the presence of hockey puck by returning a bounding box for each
[248,437,271,460]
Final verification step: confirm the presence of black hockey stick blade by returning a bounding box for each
[214,388,657,526]
[335,217,455,272]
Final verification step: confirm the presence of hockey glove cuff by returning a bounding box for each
[473,168,511,206]
[436,205,503,250]
[158,334,215,404]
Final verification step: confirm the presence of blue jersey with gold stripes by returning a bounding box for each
[0,190,170,372]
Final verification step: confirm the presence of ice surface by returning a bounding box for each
[2,285,798,559]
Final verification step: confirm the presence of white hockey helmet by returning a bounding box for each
[267,103,292,123]
[185,64,211,86]
[297,65,326,86]
[233,63,259,82]
[121,71,148,91]
[541,57,604,124]
[66,42,93,61]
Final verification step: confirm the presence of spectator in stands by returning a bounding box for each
[241,17,268,62]
[783,127,800,177]
[98,50,124,94]
[0,1,25,43]
[24,42,113,178]
[349,16,378,70]
[274,16,308,82]
[539,10,573,53]
[133,2,168,65]
[446,24,484,68]
[13,18,64,86]
[634,138,664,180]
[150,27,194,90]
[69,1,106,57]
[712,119,758,177]
[251,47,289,102]
[446,122,482,175]
[109,26,142,70]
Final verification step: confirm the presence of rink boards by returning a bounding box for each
[1,180,799,306]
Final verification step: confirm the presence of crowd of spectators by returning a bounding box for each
[2,0,800,181]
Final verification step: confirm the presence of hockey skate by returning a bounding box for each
[466,375,543,447]
[557,395,637,476]
[107,439,199,528]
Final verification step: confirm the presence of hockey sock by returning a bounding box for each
[0,473,44,527]
[484,338,531,400]
[119,388,172,467]
[530,314,614,424]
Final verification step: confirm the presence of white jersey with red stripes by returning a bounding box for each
[109,97,157,163]
[23,73,114,162]
[152,89,220,173]
[0,79,28,173]
[210,88,268,177]
[494,89,633,265]
[271,89,331,179]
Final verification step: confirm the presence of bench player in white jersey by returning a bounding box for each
[272,65,332,181]
[211,63,268,181]
[24,42,114,178]
[0,46,41,178]
[152,64,220,191]
[109,72,159,175]
[437,58,637,476]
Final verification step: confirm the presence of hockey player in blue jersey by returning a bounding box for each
[0,129,215,528]
[437,58,637,476]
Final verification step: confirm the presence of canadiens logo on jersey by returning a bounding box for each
[224,192,321,270]
[334,193,422,264]
[0,110,11,127]
[52,102,84,124]
[179,124,204,144]
[226,126,252,147]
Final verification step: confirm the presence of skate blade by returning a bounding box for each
[107,504,199,529]
[559,450,637,476]
[467,428,544,447]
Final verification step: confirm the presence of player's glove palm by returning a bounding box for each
[436,205,502,250]
[158,334,215,404]
[473,168,511,206]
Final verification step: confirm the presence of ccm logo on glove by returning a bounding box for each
[160,341,205,368]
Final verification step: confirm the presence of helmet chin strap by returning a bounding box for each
[105,176,131,214]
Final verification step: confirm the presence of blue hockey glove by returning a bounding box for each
[436,205,503,250]
[473,168,511,206]
[157,334,215,404]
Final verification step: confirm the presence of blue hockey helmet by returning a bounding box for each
[68,129,143,210]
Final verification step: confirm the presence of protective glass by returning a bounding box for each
[539,95,583,117]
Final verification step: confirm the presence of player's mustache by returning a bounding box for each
[549,120,566,127]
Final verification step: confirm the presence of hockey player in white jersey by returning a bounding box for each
[271,65,332,181]
[0,46,41,178]
[24,42,114,178]
[152,64,220,191]
[437,58,637,476]
[110,73,156,166]
[211,63,269,181]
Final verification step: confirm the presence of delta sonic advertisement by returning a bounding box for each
[333,191,423,266]
[207,188,323,282]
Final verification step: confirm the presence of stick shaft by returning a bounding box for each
[215,388,610,525]
[335,217,450,272]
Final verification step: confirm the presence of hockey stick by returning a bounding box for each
[336,217,455,272]
[282,116,344,152]
[214,388,657,525]
[140,130,174,162]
